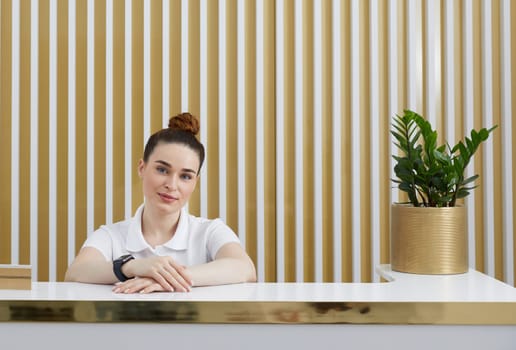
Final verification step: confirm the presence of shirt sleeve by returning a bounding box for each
[205,219,242,260]
[82,226,113,261]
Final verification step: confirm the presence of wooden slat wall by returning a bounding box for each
[0,0,514,285]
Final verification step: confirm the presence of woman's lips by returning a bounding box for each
[159,192,177,203]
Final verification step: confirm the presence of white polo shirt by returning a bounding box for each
[82,205,241,266]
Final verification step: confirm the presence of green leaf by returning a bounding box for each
[433,150,450,164]
[465,137,474,152]
[391,124,407,138]
[391,131,407,147]
[456,142,469,158]
[460,174,479,186]
[456,189,471,199]
[471,129,480,145]
[478,128,489,141]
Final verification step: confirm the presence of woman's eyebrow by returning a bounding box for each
[155,160,171,168]
[182,168,197,175]
[155,160,196,174]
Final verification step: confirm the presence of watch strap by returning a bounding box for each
[113,254,134,282]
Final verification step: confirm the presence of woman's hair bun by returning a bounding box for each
[168,112,200,136]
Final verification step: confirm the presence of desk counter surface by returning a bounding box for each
[1,265,515,324]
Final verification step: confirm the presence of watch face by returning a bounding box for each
[113,254,134,282]
[118,254,134,263]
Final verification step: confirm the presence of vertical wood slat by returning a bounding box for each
[443,0,456,154]
[218,0,227,223]
[321,0,333,282]
[331,0,342,282]
[93,0,106,234]
[150,0,162,134]
[244,0,257,278]
[168,0,181,114]
[370,0,380,282]
[55,0,68,281]
[74,0,87,258]
[131,0,143,214]
[236,0,246,255]
[225,0,238,233]
[46,0,53,279]
[1,0,13,265]
[37,0,49,281]
[11,0,19,265]
[313,0,323,283]
[482,0,495,278]
[388,0,398,240]
[0,0,515,286]
[207,0,219,220]
[29,0,39,278]
[19,0,31,266]
[123,0,132,219]
[161,0,168,120]
[264,0,276,282]
[511,0,516,285]
[377,0,390,273]
[302,0,314,282]
[463,0,475,270]
[106,0,113,227]
[472,0,485,273]
[199,0,207,217]
[275,0,285,282]
[350,0,361,282]
[490,0,503,281]
[294,0,303,282]
[341,0,352,282]
[255,0,264,282]
[187,0,200,216]
[359,0,371,282]
[67,0,75,266]
[112,0,125,224]
[86,0,94,260]
[49,0,55,282]
[143,0,150,146]
[502,0,515,286]
[282,0,295,282]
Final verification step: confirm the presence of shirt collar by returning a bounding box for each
[163,207,189,250]
[125,205,147,253]
[125,204,189,253]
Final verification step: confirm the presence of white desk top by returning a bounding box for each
[1,265,515,324]
[1,264,514,302]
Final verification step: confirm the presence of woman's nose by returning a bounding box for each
[164,175,178,190]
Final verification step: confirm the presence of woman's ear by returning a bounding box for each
[137,159,145,178]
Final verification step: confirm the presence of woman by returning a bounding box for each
[65,113,256,293]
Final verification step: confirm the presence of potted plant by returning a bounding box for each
[390,109,497,274]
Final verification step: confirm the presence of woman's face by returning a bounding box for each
[138,142,200,215]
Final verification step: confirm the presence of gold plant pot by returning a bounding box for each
[390,204,468,274]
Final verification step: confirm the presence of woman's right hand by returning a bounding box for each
[123,256,193,292]
[112,277,171,294]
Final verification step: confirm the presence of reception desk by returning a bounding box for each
[1,265,515,349]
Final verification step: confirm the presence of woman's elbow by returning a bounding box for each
[247,272,257,283]
[64,267,78,282]
[245,259,257,283]
[64,262,87,282]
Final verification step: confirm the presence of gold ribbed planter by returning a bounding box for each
[390,204,468,274]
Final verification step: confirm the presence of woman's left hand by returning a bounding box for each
[112,277,179,294]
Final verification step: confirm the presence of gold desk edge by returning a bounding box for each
[1,300,516,325]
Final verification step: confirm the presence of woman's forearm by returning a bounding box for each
[64,259,118,284]
[64,248,118,284]
[186,257,257,287]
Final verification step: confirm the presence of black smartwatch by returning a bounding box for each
[113,254,135,282]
